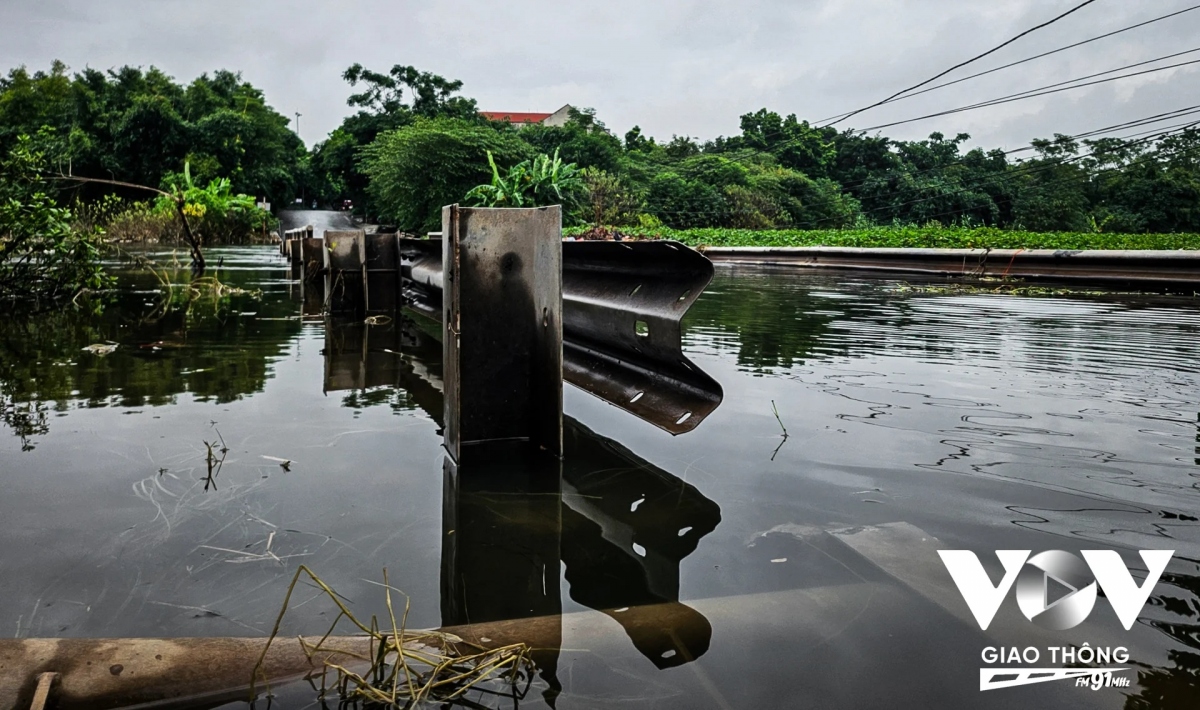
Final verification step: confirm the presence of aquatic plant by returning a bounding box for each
[562,224,1200,251]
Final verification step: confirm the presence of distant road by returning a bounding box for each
[277,210,358,237]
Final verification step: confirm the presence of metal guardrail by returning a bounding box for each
[283,208,724,451]
[701,246,1200,284]
[279,225,312,267]
[398,234,723,436]
[561,240,723,435]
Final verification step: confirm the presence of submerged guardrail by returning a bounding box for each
[701,246,1200,284]
[398,234,723,436]
[287,205,723,460]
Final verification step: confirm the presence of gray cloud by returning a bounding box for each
[2,0,1197,152]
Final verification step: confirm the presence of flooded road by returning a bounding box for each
[276,209,358,235]
[0,248,1197,708]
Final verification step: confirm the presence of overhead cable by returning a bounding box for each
[824,0,1103,127]
[860,57,1200,131]
[817,3,1200,124]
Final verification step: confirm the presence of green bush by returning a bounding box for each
[0,133,111,305]
[361,118,533,232]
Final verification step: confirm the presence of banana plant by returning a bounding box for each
[464,148,582,208]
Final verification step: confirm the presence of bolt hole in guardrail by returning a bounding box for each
[676,411,692,425]
[630,284,642,297]
[636,320,649,337]
[630,391,645,403]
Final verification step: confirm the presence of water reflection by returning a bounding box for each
[0,249,299,449]
[1127,569,1200,708]
[319,308,723,695]
[559,422,718,668]
[440,422,722,705]
[688,266,1200,379]
[3,251,1200,707]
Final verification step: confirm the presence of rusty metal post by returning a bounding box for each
[300,236,323,281]
[442,205,563,463]
[364,232,400,312]
[288,238,303,270]
[300,236,325,318]
[322,230,366,315]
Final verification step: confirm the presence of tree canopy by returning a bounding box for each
[359,118,531,231]
[4,59,1199,237]
[0,62,304,204]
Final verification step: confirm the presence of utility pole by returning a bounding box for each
[294,112,302,140]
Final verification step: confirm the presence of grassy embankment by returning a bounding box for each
[566,226,1200,250]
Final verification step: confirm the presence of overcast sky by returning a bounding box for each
[3,0,1198,152]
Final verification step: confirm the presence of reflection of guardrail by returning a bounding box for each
[319,313,722,672]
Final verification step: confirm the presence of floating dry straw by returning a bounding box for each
[253,565,536,707]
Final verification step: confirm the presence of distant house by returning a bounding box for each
[479,104,573,128]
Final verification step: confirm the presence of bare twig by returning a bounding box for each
[771,400,789,439]
[770,400,789,462]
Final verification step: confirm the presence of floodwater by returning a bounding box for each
[1,247,1198,709]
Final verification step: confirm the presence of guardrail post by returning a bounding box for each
[365,232,400,312]
[322,230,366,315]
[442,205,563,463]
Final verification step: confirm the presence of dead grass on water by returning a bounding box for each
[253,565,535,708]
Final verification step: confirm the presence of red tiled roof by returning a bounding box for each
[479,111,553,124]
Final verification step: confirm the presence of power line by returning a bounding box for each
[860,57,1200,132]
[1066,105,1200,140]
[823,107,1200,195]
[702,5,1199,171]
[824,0,1103,128]
[817,3,1200,124]
[950,46,1200,106]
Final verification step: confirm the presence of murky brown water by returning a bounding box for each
[1,248,1197,708]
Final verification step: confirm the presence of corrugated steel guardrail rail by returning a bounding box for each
[700,246,1200,284]
[399,234,723,436]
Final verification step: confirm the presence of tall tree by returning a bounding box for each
[0,63,303,205]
